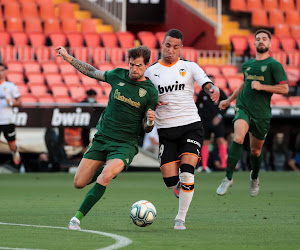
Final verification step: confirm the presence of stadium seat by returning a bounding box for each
[102,84,112,96]
[48,33,67,47]
[25,18,43,33]
[285,66,300,86]
[61,19,78,33]
[279,0,295,11]
[34,47,52,62]
[21,94,38,103]
[38,95,56,104]
[287,52,300,66]
[181,47,198,62]
[21,2,38,18]
[80,19,97,33]
[230,35,248,56]
[16,46,34,61]
[0,32,10,46]
[11,32,28,46]
[289,96,300,106]
[268,9,285,27]
[55,96,73,103]
[251,9,268,27]
[26,72,45,84]
[290,25,300,37]
[230,0,247,12]
[28,33,46,46]
[201,65,221,76]
[272,98,291,106]
[297,0,300,11]
[62,73,81,86]
[279,37,296,52]
[285,10,300,26]
[116,31,135,48]
[114,62,129,69]
[16,83,29,95]
[23,61,41,74]
[269,51,287,65]
[246,34,256,56]
[96,96,109,104]
[71,47,90,62]
[6,61,23,72]
[45,73,63,86]
[274,24,290,36]
[69,85,86,101]
[58,62,77,74]
[149,49,159,64]
[3,2,21,18]
[295,37,300,49]
[100,33,118,48]
[79,74,99,87]
[213,75,228,89]
[41,61,59,74]
[0,19,4,32]
[39,3,56,19]
[29,84,48,96]
[262,0,278,10]
[155,32,166,47]
[137,31,157,49]
[90,47,107,64]
[6,18,24,32]
[51,85,69,97]
[107,48,124,64]
[98,62,114,71]
[227,76,244,92]
[247,0,262,11]
[66,32,84,47]
[58,2,75,19]
[83,33,101,47]
[269,35,281,52]
[44,19,61,34]
[0,46,17,63]
[220,65,238,76]
[6,72,24,84]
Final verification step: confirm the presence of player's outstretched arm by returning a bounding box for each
[143,109,155,133]
[203,83,220,102]
[55,46,105,81]
[219,82,245,110]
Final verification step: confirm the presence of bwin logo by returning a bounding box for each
[12,107,28,126]
[51,108,91,126]
[158,83,185,94]
[187,139,201,148]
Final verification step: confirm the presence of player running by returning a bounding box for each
[145,29,220,230]
[55,45,158,230]
[216,29,289,197]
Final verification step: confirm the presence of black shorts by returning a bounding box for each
[202,121,225,140]
[157,121,204,167]
[0,124,16,142]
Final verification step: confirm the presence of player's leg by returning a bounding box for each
[248,133,265,197]
[199,123,211,172]
[4,124,21,165]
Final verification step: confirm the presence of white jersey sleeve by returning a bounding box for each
[189,62,212,87]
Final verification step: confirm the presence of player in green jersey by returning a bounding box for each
[55,45,158,230]
[216,29,289,197]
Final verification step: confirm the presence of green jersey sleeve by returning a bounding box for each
[271,61,288,85]
[145,89,158,112]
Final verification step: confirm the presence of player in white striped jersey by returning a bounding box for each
[145,29,220,229]
[0,63,22,165]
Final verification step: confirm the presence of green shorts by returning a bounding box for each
[233,107,270,140]
[83,134,138,170]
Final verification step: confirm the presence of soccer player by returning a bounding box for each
[54,45,158,230]
[216,29,289,197]
[0,63,22,166]
[145,29,220,230]
[195,75,228,173]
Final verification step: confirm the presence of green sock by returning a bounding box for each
[87,166,104,185]
[250,153,263,180]
[226,141,243,180]
[75,211,85,221]
[78,183,106,216]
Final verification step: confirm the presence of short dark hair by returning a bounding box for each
[164,29,184,43]
[255,29,272,40]
[0,63,7,69]
[127,46,151,65]
[86,89,97,96]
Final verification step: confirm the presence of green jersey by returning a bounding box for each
[95,68,158,146]
[237,57,287,119]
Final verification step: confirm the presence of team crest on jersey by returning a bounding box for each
[118,82,125,86]
[125,158,129,163]
[139,88,147,97]
[179,68,186,76]
[261,66,267,72]
[246,67,251,71]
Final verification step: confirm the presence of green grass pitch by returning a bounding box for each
[0,171,299,250]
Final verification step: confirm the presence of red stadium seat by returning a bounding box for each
[69,85,86,101]
[23,61,41,74]
[6,18,24,32]
[102,84,112,96]
[251,9,268,27]
[290,25,300,37]
[61,19,78,33]
[58,3,75,20]
[295,37,300,49]
[279,37,296,52]
[227,76,244,92]
[285,10,300,26]
[29,84,48,96]
[272,98,291,106]
[48,33,67,47]
[83,33,101,47]
[17,83,29,95]
[38,95,56,103]
[230,0,247,11]
[6,72,24,84]
[247,0,262,11]
[262,0,278,10]
[21,94,38,103]
[181,47,198,62]
[16,46,34,61]
[63,73,81,86]
[11,32,28,46]
[66,32,84,47]
[201,65,221,76]
[100,32,118,48]
[44,19,61,34]
[58,62,77,74]
[90,48,107,64]
[287,52,300,66]
[0,31,10,45]
[269,51,287,65]
[274,24,290,36]
[45,73,63,86]
[230,35,248,56]
[116,31,135,48]
[220,65,238,76]
[269,35,281,52]
[149,49,159,64]
[107,48,124,64]
[26,72,45,84]
[288,96,300,106]
[98,62,114,71]
[285,66,300,86]
[39,3,56,20]
[6,61,23,72]
[3,2,21,18]
[80,19,97,33]
[41,61,59,74]
[268,9,285,27]
[0,46,17,63]
[71,47,90,62]
[0,19,4,32]
[213,75,228,89]
[279,0,295,11]
[34,47,52,62]
[137,31,157,49]
[96,96,109,104]
[28,33,45,46]
[55,96,73,103]
[79,74,99,86]
[297,0,300,11]
[51,85,69,97]
[114,62,129,70]
[155,32,166,47]
[21,2,39,19]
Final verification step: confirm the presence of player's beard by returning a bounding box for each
[256,46,269,53]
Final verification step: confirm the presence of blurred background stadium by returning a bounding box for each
[0,0,299,173]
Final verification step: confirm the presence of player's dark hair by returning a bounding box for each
[164,29,184,43]
[86,89,97,96]
[255,29,272,40]
[0,63,7,69]
[127,45,151,65]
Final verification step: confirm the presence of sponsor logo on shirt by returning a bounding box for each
[246,75,264,81]
[158,82,185,94]
[139,88,147,97]
[114,89,141,108]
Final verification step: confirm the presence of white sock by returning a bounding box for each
[175,172,194,222]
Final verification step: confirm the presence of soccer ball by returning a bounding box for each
[130,200,157,227]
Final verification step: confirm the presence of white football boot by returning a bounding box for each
[216,177,233,196]
[174,219,186,230]
[250,172,260,197]
[68,217,81,230]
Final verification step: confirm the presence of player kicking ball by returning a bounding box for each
[216,29,289,197]
[55,45,158,230]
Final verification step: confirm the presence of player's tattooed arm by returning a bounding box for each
[70,58,105,81]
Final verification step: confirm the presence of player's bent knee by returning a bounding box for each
[73,179,86,189]
[179,164,195,192]
[163,176,179,189]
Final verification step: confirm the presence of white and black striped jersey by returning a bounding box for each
[145,58,211,129]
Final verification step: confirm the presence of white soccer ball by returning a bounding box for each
[130,200,157,227]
